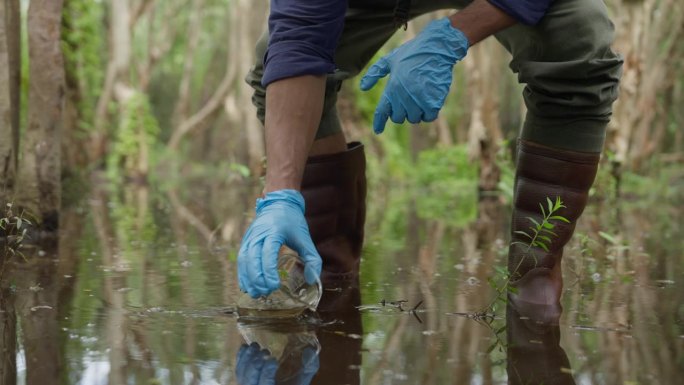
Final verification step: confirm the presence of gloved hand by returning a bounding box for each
[237,189,322,298]
[359,17,469,134]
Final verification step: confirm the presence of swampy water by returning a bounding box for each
[1,176,683,385]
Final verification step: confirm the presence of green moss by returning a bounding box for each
[107,93,161,181]
[61,0,106,132]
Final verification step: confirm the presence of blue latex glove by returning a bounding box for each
[238,189,322,298]
[359,17,469,134]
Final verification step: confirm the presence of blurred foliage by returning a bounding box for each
[495,140,515,203]
[48,1,682,192]
[143,0,232,137]
[107,92,161,181]
[414,146,478,228]
[18,0,29,132]
[350,44,474,183]
[61,0,105,133]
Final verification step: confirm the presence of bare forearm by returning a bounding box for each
[264,75,326,193]
[449,0,516,45]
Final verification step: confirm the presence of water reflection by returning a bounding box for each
[234,280,362,385]
[236,325,320,385]
[1,285,18,385]
[8,245,62,385]
[314,281,363,385]
[0,180,682,384]
[506,304,574,385]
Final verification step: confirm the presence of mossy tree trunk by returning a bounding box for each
[15,0,65,230]
[0,0,20,204]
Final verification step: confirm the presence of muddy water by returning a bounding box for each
[1,179,683,385]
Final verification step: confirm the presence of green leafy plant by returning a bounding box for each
[456,198,570,328]
[469,197,571,355]
[494,196,569,300]
[512,196,570,253]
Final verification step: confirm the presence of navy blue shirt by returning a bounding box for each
[263,0,555,87]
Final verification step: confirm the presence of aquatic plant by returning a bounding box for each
[0,202,32,281]
[450,197,570,352]
[512,196,570,253]
[489,196,569,307]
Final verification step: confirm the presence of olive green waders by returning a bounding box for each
[245,0,623,296]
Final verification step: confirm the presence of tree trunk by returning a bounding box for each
[16,0,65,230]
[464,39,504,191]
[235,0,265,174]
[0,0,20,203]
[93,0,131,160]
[608,0,684,170]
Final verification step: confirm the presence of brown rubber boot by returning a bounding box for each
[508,140,600,319]
[301,142,367,282]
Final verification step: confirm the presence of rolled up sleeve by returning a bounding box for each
[262,0,347,87]
[487,0,556,25]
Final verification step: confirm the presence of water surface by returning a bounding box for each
[1,177,682,384]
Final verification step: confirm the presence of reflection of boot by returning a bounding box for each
[506,304,575,385]
[301,142,367,282]
[312,279,362,385]
[508,140,599,318]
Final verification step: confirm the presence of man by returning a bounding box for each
[237,0,623,317]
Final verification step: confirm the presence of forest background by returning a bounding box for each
[0,0,682,230]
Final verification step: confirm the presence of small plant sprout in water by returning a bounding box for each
[457,197,572,356]
[1,202,33,261]
[512,196,570,254]
[483,197,571,315]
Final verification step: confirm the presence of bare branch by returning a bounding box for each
[167,66,235,150]
[130,0,155,29]
[167,13,237,152]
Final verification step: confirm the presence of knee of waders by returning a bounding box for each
[540,0,621,62]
